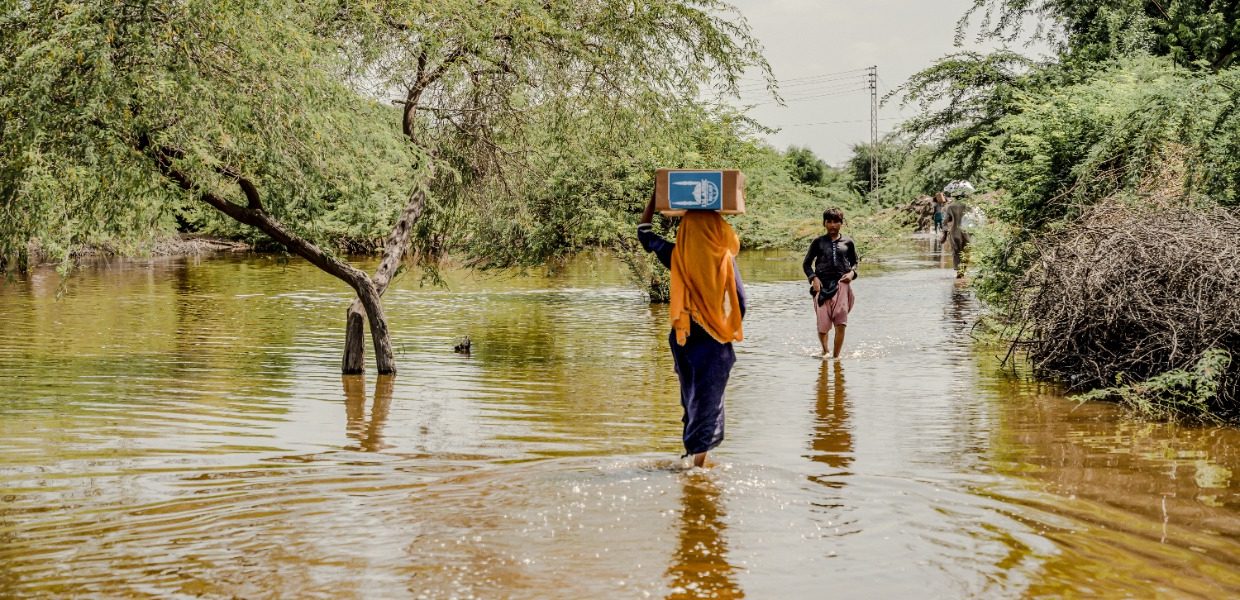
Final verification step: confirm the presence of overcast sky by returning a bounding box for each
[724,0,1049,166]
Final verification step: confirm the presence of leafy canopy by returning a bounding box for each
[0,1,417,270]
[324,0,775,267]
[960,0,1240,70]
[2,0,778,275]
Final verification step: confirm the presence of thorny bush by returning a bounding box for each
[1008,200,1240,421]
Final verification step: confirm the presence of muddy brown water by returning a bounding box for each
[1,240,1237,598]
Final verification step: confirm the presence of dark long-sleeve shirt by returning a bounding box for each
[802,234,859,283]
[637,224,746,318]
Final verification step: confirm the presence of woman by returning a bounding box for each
[638,193,745,468]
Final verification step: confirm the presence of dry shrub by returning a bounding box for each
[1012,200,1240,419]
[904,195,935,231]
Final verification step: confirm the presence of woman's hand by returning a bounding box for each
[811,276,822,294]
[640,189,656,225]
[839,272,854,284]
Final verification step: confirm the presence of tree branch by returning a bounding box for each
[217,164,263,210]
[404,44,472,137]
[134,132,370,292]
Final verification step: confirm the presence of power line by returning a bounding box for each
[783,87,871,102]
[738,78,868,94]
[735,65,893,166]
[735,72,869,94]
[775,117,903,127]
[745,86,870,105]
[736,79,870,98]
[733,68,872,95]
[737,86,869,103]
[735,66,869,85]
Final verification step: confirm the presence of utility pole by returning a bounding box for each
[867,65,878,195]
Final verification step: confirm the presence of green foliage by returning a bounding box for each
[318,0,779,298]
[892,50,1042,179]
[730,147,862,250]
[455,103,768,269]
[1195,67,1240,205]
[1076,349,1233,422]
[447,96,864,297]
[899,3,1240,420]
[1153,1,1240,69]
[2,0,777,278]
[785,146,830,186]
[931,57,1240,306]
[961,0,1240,70]
[327,0,775,264]
[860,141,967,207]
[844,137,907,197]
[0,1,418,272]
[979,57,1190,229]
[967,215,1025,309]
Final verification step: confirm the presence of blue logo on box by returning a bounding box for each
[668,171,723,211]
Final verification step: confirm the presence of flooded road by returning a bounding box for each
[1,240,1237,598]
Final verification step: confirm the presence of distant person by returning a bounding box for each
[802,208,858,360]
[638,193,746,468]
[932,192,946,234]
[940,196,969,278]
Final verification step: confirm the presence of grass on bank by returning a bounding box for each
[730,179,913,259]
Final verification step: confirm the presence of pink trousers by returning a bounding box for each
[815,280,854,333]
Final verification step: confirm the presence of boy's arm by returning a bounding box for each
[802,240,820,289]
[845,240,859,281]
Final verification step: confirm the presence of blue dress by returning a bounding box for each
[638,224,747,456]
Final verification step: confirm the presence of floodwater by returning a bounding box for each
[1,240,1237,599]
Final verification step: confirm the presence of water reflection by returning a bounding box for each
[343,375,394,452]
[978,367,1240,595]
[666,473,742,599]
[809,360,852,487]
[948,282,972,328]
[3,249,1240,598]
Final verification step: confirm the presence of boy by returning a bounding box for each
[932,192,946,233]
[802,208,858,359]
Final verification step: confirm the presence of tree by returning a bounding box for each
[1,1,773,374]
[844,137,910,197]
[1,1,417,372]
[323,0,771,365]
[785,146,830,186]
[960,0,1240,70]
[890,50,1040,179]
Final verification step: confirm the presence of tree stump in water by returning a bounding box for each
[342,304,366,374]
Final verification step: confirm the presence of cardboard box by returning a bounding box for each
[655,169,746,216]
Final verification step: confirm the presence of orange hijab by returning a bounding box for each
[669,212,744,346]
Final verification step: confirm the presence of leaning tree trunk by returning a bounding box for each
[139,137,400,375]
[343,61,441,374]
[342,185,428,373]
[353,276,396,374]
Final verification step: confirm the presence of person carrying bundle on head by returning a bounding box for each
[638,191,746,468]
